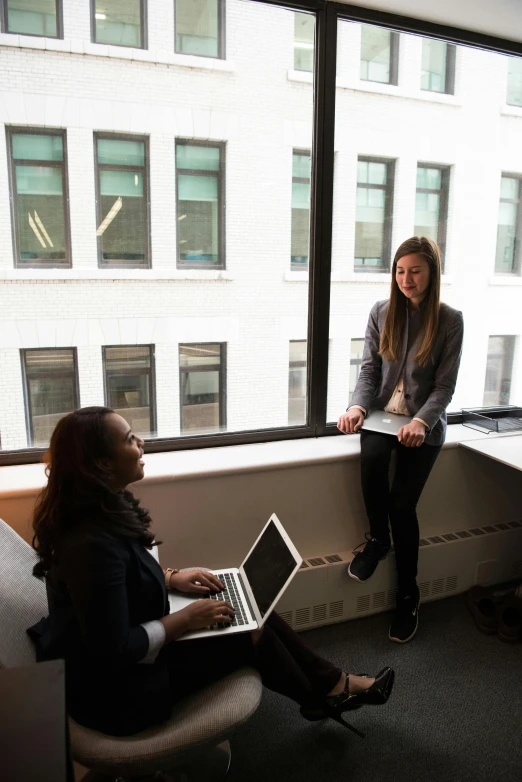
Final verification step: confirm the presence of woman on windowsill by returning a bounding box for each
[338,236,464,644]
[27,407,394,738]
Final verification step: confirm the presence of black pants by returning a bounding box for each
[360,429,441,594]
[168,612,342,708]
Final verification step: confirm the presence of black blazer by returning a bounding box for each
[29,524,172,736]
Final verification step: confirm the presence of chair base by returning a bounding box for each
[81,741,232,782]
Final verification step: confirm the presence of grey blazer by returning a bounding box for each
[350,299,464,446]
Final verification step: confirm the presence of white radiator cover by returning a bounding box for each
[275,520,522,630]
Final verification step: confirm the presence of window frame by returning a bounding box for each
[90,0,148,49]
[102,344,157,435]
[94,132,151,269]
[420,38,456,95]
[21,347,80,447]
[359,25,399,86]
[415,163,450,268]
[175,139,226,270]
[1,0,64,39]
[174,0,225,59]
[6,126,72,269]
[354,155,395,273]
[179,342,227,434]
[495,173,522,275]
[483,335,516,406]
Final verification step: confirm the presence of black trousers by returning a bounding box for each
[360,429,441,594]
[168,612,342,708]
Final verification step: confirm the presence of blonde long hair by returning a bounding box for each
[379,236,441,367]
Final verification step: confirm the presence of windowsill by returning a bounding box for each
[500,104,522,118]
[0,269,234,281]
[336,79,461,106]
[0,424,516,499]
[489,274,522,285]
[0,33,234,72]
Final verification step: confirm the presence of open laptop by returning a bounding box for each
[168,513,302,640]
[362,409,412,436]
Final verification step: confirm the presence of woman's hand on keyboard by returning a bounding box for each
[169,569,225,595]
[182,599,235,631]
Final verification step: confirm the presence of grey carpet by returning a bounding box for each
[227,595,521,782]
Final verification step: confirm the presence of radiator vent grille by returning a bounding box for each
[357,595,371,613]
[295,607,310,626]
[509,520,522,528]
[446,575,458,592]
[299,561,309,569]
[325,554,343,563]
[308,557,326,567]
[432,578,444,595]
[512,560,522,577]
[372,591,386,609]
[279,611,292,626]
[387,589,397,606]
[329,600,343,618]
[419,581,430,598]
[312,604,327,622]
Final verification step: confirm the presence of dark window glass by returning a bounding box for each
[22,348,78,447]
[360,25,398,85]
[93,1,144,48]
[5,0,59,38]
[349,339,364,404]
[355,158,394,271]
[104,345,155,436]
[421,39,455,94]
[483,336,516,406]
[293,11,314,72]
[176,142,224,268]
[179,343,226,433]
[507,56,522,107]
[291,150,311,270]
[495,175,522,274]
[288,340,307,424]
[415,165,450,263]
[95,135,149,267]
[9,130,70,268]
[175,0,223,58]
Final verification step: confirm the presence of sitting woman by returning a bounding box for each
[29,407,394,738]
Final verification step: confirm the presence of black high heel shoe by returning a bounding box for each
[300,667,395,738]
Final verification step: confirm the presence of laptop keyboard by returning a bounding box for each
[208,571,249,629]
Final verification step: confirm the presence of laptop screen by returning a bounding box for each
[242,519,297,617]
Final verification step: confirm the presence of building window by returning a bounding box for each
[175,0,224,58]
[7,129,70,269]
[22,348,79,447]
[294,11,314,72]
[355,158,394,271]
[421,39,455,94]
[95,135,150,268]
[360,25,398,85]
[179,343,226,433]
[349,339,365,404]
[495,175,522,275]
[507,56,522,107]
[91,1,145,48]
[291,150,311,270]
[176,141,225,269]
[483,336,516,406]
[3,0,62,38]
[415,164,450,262]
[288,340,307,425]
[103,345,156,437]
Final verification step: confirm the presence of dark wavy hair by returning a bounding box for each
[32,406,155,579]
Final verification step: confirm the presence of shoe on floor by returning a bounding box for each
[347,534,390,582]
[466,585,498,634]
[389,586,420,643]
[497,595,522,643]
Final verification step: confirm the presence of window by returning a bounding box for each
[483,336,516,406]
[95,135,150,268]
[91,1,145,48]
[415,165,450,261]
[421,39,455,94]
[360,25,398,85]
[175,0,224,58]
[103,346,156,437]
[179,344,226,434]
[507,56,522,107]
[291,150,311,270]
[7,129,70,268]
[294,11,314,72]
[288,341,307,424]
[355,158,395,271]
[22,349,79,447]
[3,0,61,38]
[176,141,225,268]
[495,175,522,274]
[349,339,365,404]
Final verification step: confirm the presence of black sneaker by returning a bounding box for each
[389,587,420,643]
[347,534,390,582]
